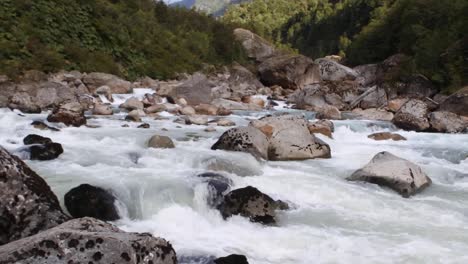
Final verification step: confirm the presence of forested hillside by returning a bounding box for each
[0,0,246,80]
[224,0,467,92]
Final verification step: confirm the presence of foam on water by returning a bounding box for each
[0,106,467,264]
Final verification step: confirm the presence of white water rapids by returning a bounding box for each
[0,92,467,264]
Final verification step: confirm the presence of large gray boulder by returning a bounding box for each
[0,217,177,264]
[428,111,466,133]
[287,84,327,110]
[347,152,432,197]
[316,58,358,82]
[211,127,269,160]
[47,102,87,127]
[258,54,321,90]
[0,147,69,245]
[175,73,214,105]
[82,72,132,94]
[250,115,331,160]
[233,28,277,62]
[392,99,430,131]
[438,86,468,117]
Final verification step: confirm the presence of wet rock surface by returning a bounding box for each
[0,217,177,264]
[251,115,331,160]
[47,102,87,127]
[0,147,69,246]
[64,184,120,221]
[218,186,279,225]
[392,99,430,131]
[347,151,432,197]
[211,126,269,160]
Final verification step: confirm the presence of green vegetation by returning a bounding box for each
[0,0,246,80]
[224,0,467,92]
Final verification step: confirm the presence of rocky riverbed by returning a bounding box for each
[0,96,467,263]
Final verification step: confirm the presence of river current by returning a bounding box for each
[0,90,467,264]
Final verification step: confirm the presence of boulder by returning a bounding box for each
[23,134,52,145]
[47,102,87,127]
[214,254,249,264]
[82,72,132,94]
[146,104,167,114]
[120,97,143,111]
[195,104,218,115]
[354,63,379,87]
[360,87,387,109]
[250,115,331,160]
[0,147,69,245]
[241,96,265,108]
[315,105,342,120]
[217,118,236,127]
[428,111,466,133]
[392,99,430,131]
[233,28,277,62]
[8,92,41,113]
[175,73,214,105]
[347,151,432,197]
[258,54,321,90]
[187,115,209,125]
[227,64,264,98]
[352,108,394,121]
[308,120,334,138]
[287,84,327,109]
[218,186,278,225]
[29,143,64,161]
[125,109,144,122]
[438,86,468,116]
[387,98,409,113]
[92,103,113,115]
[316,58,358,82]
[212,98,262,111]
[148,135,175,149]
[180,106,196,116]
[211,127,269,160]
[0,217,177,264]
[95,85,113,102]
[64,184,120,221]
[368,132,407,141]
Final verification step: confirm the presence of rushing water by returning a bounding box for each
[0,93,467,264]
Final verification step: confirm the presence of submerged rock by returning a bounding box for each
[392,99,430,131]
[0,147,69,245]
[198,172,232,207]
[368,132,407,141]
[31,120,60,131]
[148,135,175,149]
[64,184,120,221]
[29,143,64,160]
[347,151,432,197]
[138,123,150,129]
[23,134,52,145]
[214,254,249,264]
[47,102,87,127]
[218,186,278,225]
[0,217,177,264]
[211,127,269,160]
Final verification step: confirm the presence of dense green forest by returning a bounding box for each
[224,0,467,92]
[0,0,246,80]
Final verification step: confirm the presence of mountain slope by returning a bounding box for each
[0,0,246,79]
